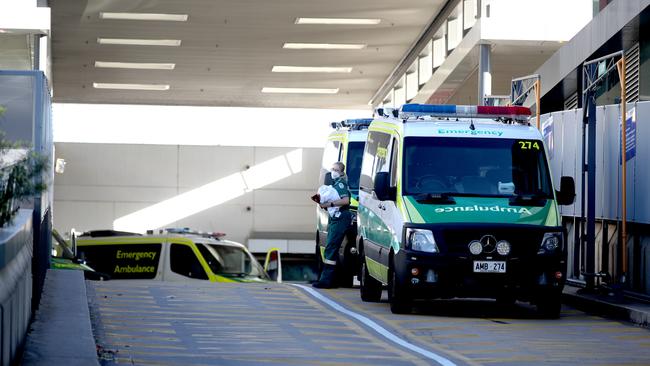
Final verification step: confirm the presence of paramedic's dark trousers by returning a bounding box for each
[319,210,352,285]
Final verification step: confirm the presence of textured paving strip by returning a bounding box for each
[87,281,436,365]
[321,287,650,365]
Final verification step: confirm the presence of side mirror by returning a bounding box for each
[264,248,282,283]
[556,176,575,205]
[374,172,396,201]
[323,172,334,186]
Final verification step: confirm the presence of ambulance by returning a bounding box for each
[76,228,276,283]
[316,118,370,286]
[357,104,575,317]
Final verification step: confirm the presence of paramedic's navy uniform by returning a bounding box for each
[318,176,352,287]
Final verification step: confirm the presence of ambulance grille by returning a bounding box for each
[437,226,547,257]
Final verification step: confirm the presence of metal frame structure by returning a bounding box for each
[511,74,541,129]
[580,50,627,289]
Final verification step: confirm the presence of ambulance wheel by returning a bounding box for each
[360,260,382,302]
[536,291,562,319]
[337,241,356,288]
[388,261,411,314]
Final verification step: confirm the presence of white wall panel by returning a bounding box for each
[54,185,177,203]
[55,143,178,187]
[54,142,323,243]
[177,146,253,188]
[174,205,254,244]
[55,201,115,232]
[633,102,650,223]
[547,101,649,224]
[253,190,314,206]
[602,105,621,220]
[253,205,315,233]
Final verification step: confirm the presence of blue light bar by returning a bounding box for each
[398,103,531,121]
[344,118,373,125]
[401,104,456,115]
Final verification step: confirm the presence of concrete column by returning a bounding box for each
[478,43,492,105]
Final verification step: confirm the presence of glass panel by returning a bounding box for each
[204,244,264,278]
[433,37,446,68]
[170,244,208,279]
[346,142,364,191]
[403,137,553,198]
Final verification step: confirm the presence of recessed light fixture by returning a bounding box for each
[272,66,352,73]
[283,43,366,50]
[93,83,170,91]
[99,12,188,21]
[97,38,182,46]
[295,18,381,25]
[95,61,176,70]
[261,87,339,94]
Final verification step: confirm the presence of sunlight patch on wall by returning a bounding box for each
[113,149,303,233]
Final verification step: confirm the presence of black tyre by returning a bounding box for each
[388,261,411,314]
[360,259,382,302]
[536,291,562,319]
[337,239,357,288]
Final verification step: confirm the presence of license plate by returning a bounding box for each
[473,261,506,273]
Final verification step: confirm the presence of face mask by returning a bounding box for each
[331,170,341,179]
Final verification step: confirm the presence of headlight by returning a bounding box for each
[540,232,562,252]
[406,228,439,253]
[496,240,511,256]
[468,240,483,255]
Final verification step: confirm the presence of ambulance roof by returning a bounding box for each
[402,119,542,140]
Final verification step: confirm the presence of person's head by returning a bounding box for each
[331,162,345,179]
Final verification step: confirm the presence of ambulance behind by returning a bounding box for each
[357,104,575,317]
[76,228,273,283]
[316,118,370,286]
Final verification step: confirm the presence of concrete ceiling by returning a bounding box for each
[51,0,446,109]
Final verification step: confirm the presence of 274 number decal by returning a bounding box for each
[518,141,540,150]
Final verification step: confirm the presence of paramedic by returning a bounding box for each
[313,162,352,288]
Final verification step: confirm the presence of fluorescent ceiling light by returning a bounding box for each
[272,66,352,73]
[93,83,170,91]
[261,87,339,94]
[99,12,188,21]
[283,43,366,50]
[295,18,381,25]
[95,61,175,70]
[97,38,181,46]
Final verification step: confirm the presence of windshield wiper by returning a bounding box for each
[414,193,456,204]
[509,193,548,207]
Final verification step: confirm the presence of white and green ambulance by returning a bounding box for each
[316,118,370,286]
[357,104,575,317]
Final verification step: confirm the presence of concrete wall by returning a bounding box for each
[53,143,323,245]
[0,210,33,366]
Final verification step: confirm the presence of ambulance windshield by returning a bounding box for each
[346,142,364,191]
[403,137,553,198]
[198,244,265,279]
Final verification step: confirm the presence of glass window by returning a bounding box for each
[390,138,399,186]
[345,142,365,191]
[360,131,391,190]
[320,140,341,184]
[403,137,553,198]
[170,244,208,280]
[196,243,266,279]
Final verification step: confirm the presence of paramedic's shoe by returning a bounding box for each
[312,281,337,289]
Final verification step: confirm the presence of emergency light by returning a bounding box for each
[399,103,531,122]
[331,118,373,130]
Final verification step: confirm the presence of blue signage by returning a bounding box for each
[542,116,554,159]
[620,107,637,164]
